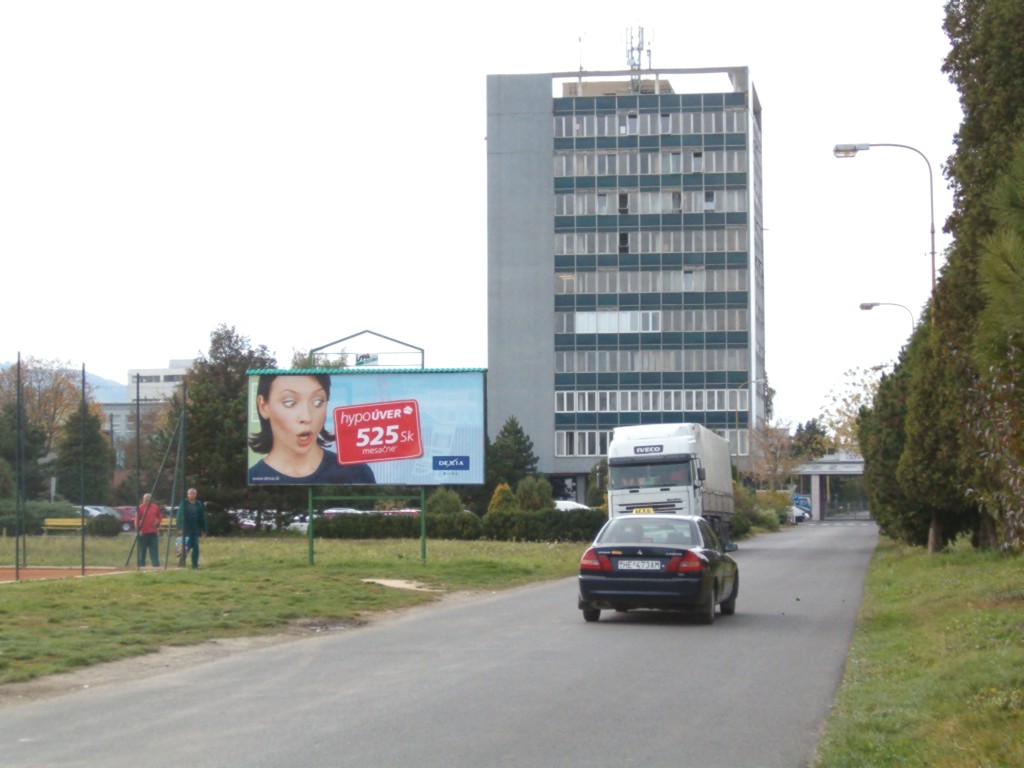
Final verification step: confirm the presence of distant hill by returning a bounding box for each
[1,363,128,404]
[90,374,128,403]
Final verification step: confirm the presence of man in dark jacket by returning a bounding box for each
[176,488,207,569]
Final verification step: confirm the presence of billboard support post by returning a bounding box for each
[419,488,427,562]
[307,487,314,566]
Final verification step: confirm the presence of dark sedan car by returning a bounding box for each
[578,514,739,624]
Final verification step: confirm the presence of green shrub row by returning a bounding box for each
[305,507,607,543]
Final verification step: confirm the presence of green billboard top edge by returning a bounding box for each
[245,367,487,375]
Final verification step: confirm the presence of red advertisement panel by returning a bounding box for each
[332,399,423,464]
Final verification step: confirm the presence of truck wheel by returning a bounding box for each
[721,575,738,616]
[699,584,717,625]
[582,608,601,623]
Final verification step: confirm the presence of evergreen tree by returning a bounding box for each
[965,138,1024,549]
[0,402,49,499]
[790,419,834,461]
[52,405,114,504]
[487,482,518,515]
[161,325,281,525]
[859,351,926,546]
[487,416,538,489]
[460,418,539,515]
[870,0,1024,551]
[515,475,554,512]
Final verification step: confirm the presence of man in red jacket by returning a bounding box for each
[136,493,163,568]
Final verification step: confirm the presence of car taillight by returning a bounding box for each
[579,548,612,571]
[667,550,704,573]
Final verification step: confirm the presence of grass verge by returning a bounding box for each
[0,535,581,685]
[812,537,1024,767]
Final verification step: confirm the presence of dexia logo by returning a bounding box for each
[433,456,470,471]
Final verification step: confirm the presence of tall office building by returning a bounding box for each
[486,65,766,497]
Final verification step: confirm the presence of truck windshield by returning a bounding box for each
[609,462,691,490]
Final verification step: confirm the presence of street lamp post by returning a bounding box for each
[838,143,943,554]
[833,143,937,296]
[859,302,915,335]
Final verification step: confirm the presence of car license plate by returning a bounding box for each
[617,559,662,571]
[632,507,655,514]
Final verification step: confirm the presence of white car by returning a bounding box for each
[555,500,591,512]
[791,506,811,523]
[322,507,368,517]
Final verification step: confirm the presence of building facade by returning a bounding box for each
[126,359,192,401]
[486,67,765,493]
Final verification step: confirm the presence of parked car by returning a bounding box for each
[791,506,811,523]
[83,505,119,519]
[555,500,591,512]
[322,507,367,517]
[114,506,136,532]
[577,513,739,625]
[287,513,312,533]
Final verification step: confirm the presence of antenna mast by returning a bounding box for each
[626,27,650,92]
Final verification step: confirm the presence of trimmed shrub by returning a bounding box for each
[0,500,78,536]
[87,514,123,537]
[319,512,421,539]
[427,510,483,540]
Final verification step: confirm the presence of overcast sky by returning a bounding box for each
[1,1,962,428]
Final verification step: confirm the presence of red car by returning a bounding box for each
[114,506,136,533]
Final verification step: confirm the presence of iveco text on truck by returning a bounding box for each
[606,423,734,541]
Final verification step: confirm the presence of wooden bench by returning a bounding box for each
[42,516,175,534]
[42,517,86,533]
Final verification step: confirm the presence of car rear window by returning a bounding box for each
[600,518,694,546]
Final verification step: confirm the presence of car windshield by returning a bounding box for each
[598,517,695,546]
[608,461,691,490]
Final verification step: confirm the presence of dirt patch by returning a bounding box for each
[361,578,440,591]
[0,566,132,583]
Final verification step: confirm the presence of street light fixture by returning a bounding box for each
[833,142,937,296]
[859,302,915,335]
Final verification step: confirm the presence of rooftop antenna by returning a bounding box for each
[626,26,650,92]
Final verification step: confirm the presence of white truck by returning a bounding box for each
[606,423,735,541]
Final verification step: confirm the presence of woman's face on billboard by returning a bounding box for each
[257,376,328,458]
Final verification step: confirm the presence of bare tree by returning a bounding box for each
[821,365,889,453]
[0,358,86,455]
[747,421,798,491]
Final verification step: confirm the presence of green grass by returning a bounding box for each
[811,538,1024,768]
[0,534,582,684]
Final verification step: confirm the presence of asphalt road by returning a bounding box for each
[0,521,878,768]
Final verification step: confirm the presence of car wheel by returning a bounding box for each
[121,522,133,533]
[721,575,738,616]
[699,584,717,625]
[582,608,601,623]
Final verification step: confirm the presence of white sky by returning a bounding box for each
[0,1,962,428]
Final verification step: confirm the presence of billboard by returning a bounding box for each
[246,370,485,487]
